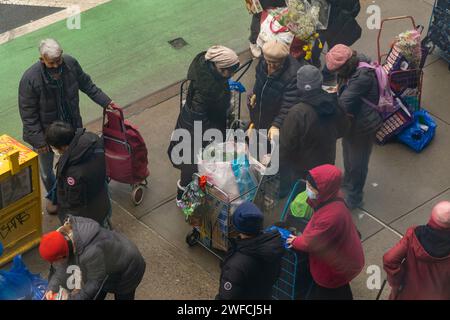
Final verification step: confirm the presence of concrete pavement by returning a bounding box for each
[1,0,449,300]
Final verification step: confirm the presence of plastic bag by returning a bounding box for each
[231,155,258,201]
[265,226,292,249]
[397,109,437,152]
[289,191,313,220]
[0,255,48,300]
[257,9,295,49]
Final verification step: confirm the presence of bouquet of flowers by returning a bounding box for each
[395,30,422,68]
[269,0,322,60]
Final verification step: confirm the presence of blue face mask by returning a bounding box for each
[306,186,318,200]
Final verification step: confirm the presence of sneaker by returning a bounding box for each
[250,42,262,58]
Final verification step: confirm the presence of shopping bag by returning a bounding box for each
[256,10,294,48]
[231,155,258,201]
[244,0,263,14]
[397,109,437,152]
[289,191,313,220]
[0,255,48,300]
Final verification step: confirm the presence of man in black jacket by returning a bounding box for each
[18,38,115,193]
[45,121,111,226]
[280,65,349,196]
[216,201,284,300]
[248,40,304,141]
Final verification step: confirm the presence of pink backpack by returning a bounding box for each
[358,61,396,115]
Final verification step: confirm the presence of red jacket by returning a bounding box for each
[383,226,450,300]
[292,165,365,288]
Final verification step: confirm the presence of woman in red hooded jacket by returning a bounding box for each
[287,164,365,300]
[383,201,450,300]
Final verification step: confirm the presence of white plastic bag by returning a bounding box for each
[256,10,295,49]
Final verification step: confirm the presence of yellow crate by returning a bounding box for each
[0,135,42,266]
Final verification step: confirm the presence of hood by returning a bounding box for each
[299,89,338,117]
[414,225,450,259]
[307,164,342,207]
[187,51,227,91]
[69,215,101,255]
[236,230,284,263]
[58,129,100,174]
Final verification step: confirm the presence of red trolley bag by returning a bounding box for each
[102,104,149,205]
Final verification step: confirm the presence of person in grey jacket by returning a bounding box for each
[325,44,382,209]
[39,215,146,300]
[18,38,116,193]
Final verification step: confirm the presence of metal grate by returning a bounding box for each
[168,37,188,49]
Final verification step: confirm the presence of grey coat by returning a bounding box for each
[49,216,146,299]
[18,54,111,148]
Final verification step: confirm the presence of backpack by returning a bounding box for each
[358,61,396,116]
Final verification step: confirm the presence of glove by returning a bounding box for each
[268,126,279,141]
[246,123,255,138]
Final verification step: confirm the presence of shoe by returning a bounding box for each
[345,198,363,210]
[250,42,262,58]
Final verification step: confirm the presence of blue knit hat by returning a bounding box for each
[232,201,264,235]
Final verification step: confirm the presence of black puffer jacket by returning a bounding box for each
[260,0,286,9]
[337,55,383,136]
[280,89,349,191]
[48,216,146,299]
[18,54,111,149]
[56,129,110,225]
[249,56,304,130]
[216,230,284,300]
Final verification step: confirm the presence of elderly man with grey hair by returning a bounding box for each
[18,38,116,195]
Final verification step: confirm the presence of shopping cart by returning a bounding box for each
[377,16,428,112]
[185,171,281,258]
[272,179,312,300]
[423,0,450,67]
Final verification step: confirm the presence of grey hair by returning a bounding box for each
[39,38,63,59]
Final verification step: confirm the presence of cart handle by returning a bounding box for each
[102,104,127,134]
[377,16,417,63]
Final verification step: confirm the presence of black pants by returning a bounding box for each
[249,13,262,44]
[311,35,337,84]
[95,290,136,300]
[342,133,374,208]
[308,282,353,300]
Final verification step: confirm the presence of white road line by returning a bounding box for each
[0,0,111,45]
[359,208,404,239]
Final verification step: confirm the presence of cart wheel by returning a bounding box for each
[186,229,200,247]
[131,185,145,206]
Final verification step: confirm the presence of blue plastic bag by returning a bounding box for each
[0,255,48,300]
[228,79,246,93]
[231,155,257,201]
[397,109,437,152]
[265,226,292,249]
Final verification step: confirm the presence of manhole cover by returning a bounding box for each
[168,37,188,49]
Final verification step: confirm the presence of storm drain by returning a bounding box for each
[168,37,188,49]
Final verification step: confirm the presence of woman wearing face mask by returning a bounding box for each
[286,164,364,300]
[167,46,240,207]
[45,121,111,227]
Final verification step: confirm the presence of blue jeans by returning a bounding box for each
[38,151,56,193]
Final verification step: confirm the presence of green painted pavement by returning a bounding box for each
[0,0,251,142]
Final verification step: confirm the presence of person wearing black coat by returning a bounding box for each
[45,121,111,226]
[248,40,304,141]
[39,215,146,300]
[280,65,350,196]
[326,45,383,209]
[216,201,284,300]
[167,46,240,204]
[18,39,114,193]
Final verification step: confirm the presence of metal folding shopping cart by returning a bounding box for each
[423,0,450,67]
[271,179,311,300]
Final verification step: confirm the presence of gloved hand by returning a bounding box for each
[246,123,255,138]
[268,126,280,141]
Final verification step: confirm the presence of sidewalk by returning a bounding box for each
[1,0,449,300]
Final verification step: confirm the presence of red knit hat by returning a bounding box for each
[39,231,69,262]
[326,44,354,71]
